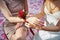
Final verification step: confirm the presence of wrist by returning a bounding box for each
[39,25,44,30]
[19,18,25,22]
[41,26,45,30]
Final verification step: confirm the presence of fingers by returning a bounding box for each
[26,17,40,26]
[35,21,44,30]
[15,22,23,30]
[33,19,44,26]
[25,21,44,30]
[25,22,36,29]
[25,22,30,28]
[26,17,43,30]
[25,22,34,28]
[15,27,27,39]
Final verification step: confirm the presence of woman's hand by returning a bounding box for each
[15,22,23,30]
[0,1,25,23]
[25,22,44,30]
[15,27,27,40]
[26,17,40,26]
[8,17,25,23]
[26,17,44,30]
[11,27,27,40]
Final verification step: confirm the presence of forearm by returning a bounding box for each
[0,1,12,16]
[8,17,24,23]
[0,1,24,23]
[1,7,24,23]
[24,0,28,12]
[41,20,60,32]
[41,26,60,32]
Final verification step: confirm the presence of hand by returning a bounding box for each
[15,22,23,30]
[14,27,27,40]
[26,17,41,27]
[26,17,44,30]
[8,17,25,23]
[25,22,35,28]
[25,22,43,30]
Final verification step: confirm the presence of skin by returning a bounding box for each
[40,0,60,32]
[10,27,27,40]
[0,0,24,23]
[26,0,60,32]
[0,0,27,40]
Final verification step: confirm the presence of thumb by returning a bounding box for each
[15,23,22,30]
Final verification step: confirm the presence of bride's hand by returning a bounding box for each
[26,17,44,30]
[25,22,43,30]
[26,17,41,26]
